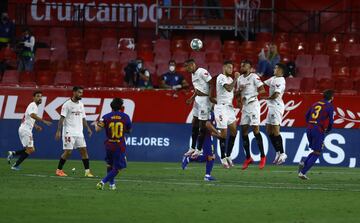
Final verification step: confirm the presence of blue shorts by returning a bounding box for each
[306,125,325,152]
[105,144,127,170]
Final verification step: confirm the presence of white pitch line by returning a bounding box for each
[21,173,360,192]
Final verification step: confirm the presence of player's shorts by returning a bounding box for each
[193,96,211,121]
[240,102,260,126]
[105,146,127,170]
[306,125,325,152]
[62,134,86,150]
[18,128,34,148]
[214,104,237,129]
[265,107,284,125]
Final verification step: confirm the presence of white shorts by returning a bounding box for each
[214,104,237,129]
[18,128,34,148]
[192,96,211,121]
[266,107,284,125]
[62,135,87,150]
[240,102,261,126]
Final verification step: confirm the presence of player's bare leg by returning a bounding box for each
[79,147,94,177]
[185,117,199,156]
[271,125,287,165]
[241,125,253,170]
[218,128,229,168]
[225,121,237,167]
[192,120,207,158]
[8,147,34,170]
[56,150,72,177]
[253,125,266,169]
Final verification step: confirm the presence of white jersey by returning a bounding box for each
[216,73,234,105]
[237,73,263,112]
[61,99,86,137]
[192,67,212,95]
[19,102,38,133]
[264,76,286,111]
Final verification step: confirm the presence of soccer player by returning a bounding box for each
[7,91,51,170]
[264,63,287,165]
[236,60,266,170]
[55,86,94,177]
[181,112,219,181]
[95,98,132,190]
[298,90,335,180]
[184,59,213,159]
[214,61,240,168]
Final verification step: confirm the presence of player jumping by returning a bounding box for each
[298,90,334,180]
[214,61,239,168]
[236,60,266,170]
[263,63,287,165]
[7,91,52,170]
[55,86,94,177]
[184,59,213,159]
[95,98,132,190]
[182,112,219,181]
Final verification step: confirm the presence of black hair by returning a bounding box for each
[73,86,84,92]
[168,60,176,65]
[184,59,195,65]
[241,59,252,66]
[23,27,32,34]
[323,89,335,101]
[223,60,233,65]
[110,98,124,111]
[33,91,42,97]
[275,63,287,74]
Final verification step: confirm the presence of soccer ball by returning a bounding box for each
[190,38,203,51]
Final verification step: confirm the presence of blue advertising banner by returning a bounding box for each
[0,120,359,167]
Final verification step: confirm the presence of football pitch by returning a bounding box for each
[1,159,359,223]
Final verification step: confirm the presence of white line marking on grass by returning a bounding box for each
[22,174,360,192]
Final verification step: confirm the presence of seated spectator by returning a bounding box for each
[124,58,143,87]
[0,13,15,49]
[137,68,153,89]
[160,60,189,89]
[17,28,35,72]
[257,43,280,77]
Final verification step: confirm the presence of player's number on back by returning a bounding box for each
[109,122,124,138]
[311,105,322,119]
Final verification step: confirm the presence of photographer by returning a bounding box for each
[17,28,35,72]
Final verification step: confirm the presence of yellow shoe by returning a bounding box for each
[84,170,94,177]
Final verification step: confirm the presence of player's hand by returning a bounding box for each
[87,127,93,137]
[209,97,217,104]
[34,125,42,132]
[55,131,61,141]
[42,120,52,126]
[234,72,240,80]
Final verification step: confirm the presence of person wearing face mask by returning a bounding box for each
[17,28,35,72]
[0,12,15,49]
[160,60,189,89]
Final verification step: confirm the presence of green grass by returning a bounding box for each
[0,159,360,223]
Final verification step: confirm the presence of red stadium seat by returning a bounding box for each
[89,70,105,87]
[119,51,137,64]
[101,28,117,39]
[208,63,222,76]
[350,67,360,78]
[349,56,360,67]
[335,78,354,91]
[300,77,317,92]
[277,42,291,54]
[314,67,332,80]
[295,54,312,68]
[137,41,153,52]
[293,42,308,55]
[317,78,335,91]
[205,40,222,53]
[72,71,88,87]
[333,66,350,79]
[290,33,306,45]
[297,67,314,78]
[50,28,66,39]
[101,38,117,51]
[138,51,154,62]
[103,50,120,63]
[343,33,359,44]
[157,63,170,76]
[206,52,222,63]
[223,40,239,53]
[54,71,72,86]
[312,55,329,68]
[311,42,325,54]
[274,32,289,43]
[190,51,206,64]
[85,49,103,63]
[171,39,189,52]
[172,51,189,63]
[343,44,360,57]
[327,43,342,55]
[2,70,19,85]
[68,49,85,61]
[256,32,272,42]
[154,39,170,51]
[286,77,302,92]
[35,48,51,61]
[240,41,257,54]
[36,70,55,86]
[51,60,70,72]
[51,48,68,62]
[329,54,347,67]
[154,53,171,65]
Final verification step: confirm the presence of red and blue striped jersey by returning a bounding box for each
[305,100,334,132]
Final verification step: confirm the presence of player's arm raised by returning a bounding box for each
[30,113,52,126]
[83,118,93,137]
[223,72,240,92]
